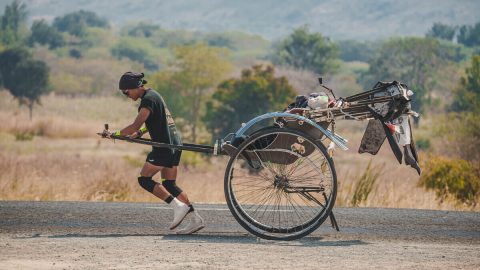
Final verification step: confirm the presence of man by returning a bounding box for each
[104,72,205,234]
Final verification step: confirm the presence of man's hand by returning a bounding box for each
[101,129,112,138]
[101,130,119,139]
[127,131,140,139]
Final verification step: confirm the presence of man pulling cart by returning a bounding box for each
[101,72,420,240]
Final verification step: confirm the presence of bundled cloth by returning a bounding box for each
[358,81,421,175]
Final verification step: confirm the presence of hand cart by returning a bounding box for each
[99,80,419,241]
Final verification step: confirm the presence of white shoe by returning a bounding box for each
[175,211,205,235]
[169,198,190,230]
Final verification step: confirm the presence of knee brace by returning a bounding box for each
[138,176,158,193]
[162,180,183,197]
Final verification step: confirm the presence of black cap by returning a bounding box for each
[119,72,147,90]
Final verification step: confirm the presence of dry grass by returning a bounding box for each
[0,133,476,210]
[0,91,477,211]
[0,137,226,203]
[0,90,137,134]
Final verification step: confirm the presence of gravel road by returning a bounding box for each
[0,201,479,269]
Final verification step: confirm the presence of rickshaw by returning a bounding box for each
[100,79,420,241]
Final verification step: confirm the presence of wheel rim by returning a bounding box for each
[227,130,335,236]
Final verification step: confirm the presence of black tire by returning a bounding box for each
[224,127,337,241]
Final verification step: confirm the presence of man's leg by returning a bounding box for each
[140,162,170,200]
[140,162,190,229]
[161,166,205,234]
[161,167,191,206]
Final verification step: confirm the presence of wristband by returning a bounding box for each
[139,127,148,134]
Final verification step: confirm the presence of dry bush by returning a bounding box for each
[351,160,383,207]
[419,155,480,207]
[434,112,480,161]
[332,139,477,211]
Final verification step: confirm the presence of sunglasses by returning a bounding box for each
[121,89,129,96]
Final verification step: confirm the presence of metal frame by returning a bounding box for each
[232,112,349,151]
[104,135,221,154]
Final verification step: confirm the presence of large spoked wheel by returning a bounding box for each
[224,127,337,241]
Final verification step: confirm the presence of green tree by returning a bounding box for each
[111,37,160,71]
[457,22,480,47]
[151,43,232,142]
[451,55,480,113]
[53,10,109,37]
[426,22,457,41]
[204,65,297,140]
[27,19,65,49]
[0,0,27,46]
[123,22,160,38]
[336,40,377,62]
[272,26,339,74]
[436,112,480,162]
[0,47,50,119]
[361,37,451,120]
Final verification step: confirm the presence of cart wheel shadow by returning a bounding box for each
[162,234,368,247]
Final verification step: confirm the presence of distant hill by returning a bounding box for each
[1,0,479,40]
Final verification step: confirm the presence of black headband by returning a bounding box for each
[119,72,147,90]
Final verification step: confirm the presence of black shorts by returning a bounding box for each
[146,148,182,168]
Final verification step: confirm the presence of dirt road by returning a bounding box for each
[0,201,479,269]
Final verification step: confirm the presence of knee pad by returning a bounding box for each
[138,176,157,193]
[162,180,182,197]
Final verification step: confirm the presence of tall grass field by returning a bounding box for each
[0,90,476,210]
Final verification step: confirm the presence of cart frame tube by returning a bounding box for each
[109,136,216,154]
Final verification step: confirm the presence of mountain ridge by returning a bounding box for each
[1,0,478,40]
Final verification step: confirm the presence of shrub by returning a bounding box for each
[14,131,34,141]
[435,112,480,161]
[415,138,431,151]
[351,160,383,207]
[419,155,480,207]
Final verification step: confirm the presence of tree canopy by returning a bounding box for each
[28,19,65,49]
[110,37,160,71]
[53,10,109,37]
[272,26,339,74]
[361,37,452,117]
[204,65,297,140]
[426,22,457,41]
[0,47,50,119]
[151,43,232,142]
[450,55,480,113]
[123,22,160,38]
[0,0,27,46]
[457,22,480,48]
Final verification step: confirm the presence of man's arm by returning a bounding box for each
[118,108,150,137]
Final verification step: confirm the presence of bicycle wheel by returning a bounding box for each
[224,127,337,241]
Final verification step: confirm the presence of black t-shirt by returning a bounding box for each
[138,89,182,151]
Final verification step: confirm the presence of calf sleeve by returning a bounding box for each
[138,176,158,193]
[162,180,183,197]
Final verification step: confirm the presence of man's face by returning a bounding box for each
[122,88,141,101]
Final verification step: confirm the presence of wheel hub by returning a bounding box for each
[273,175,289,189]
